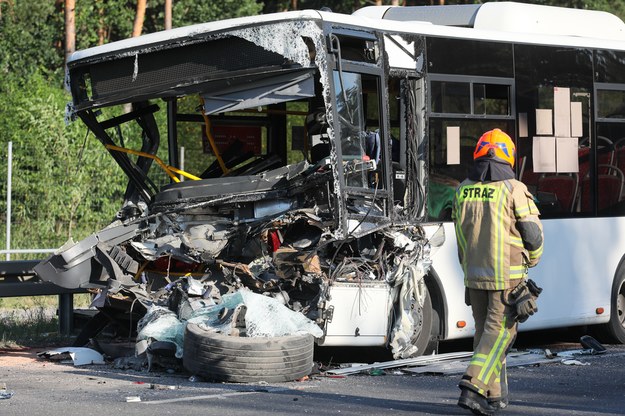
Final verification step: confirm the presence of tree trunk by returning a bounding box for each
[132,0,147,37]
[64,0,75,67]
[97,6,106,45]
[165,0,172,30]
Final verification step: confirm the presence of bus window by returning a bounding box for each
[426,37,513,78]
[431,81,470,114]
[473,83,511,116]
[426,73,515,221]
[427,119,515,221]
[334,71,368,187]
[514,44,594,217]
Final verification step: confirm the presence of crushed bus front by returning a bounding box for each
[35,11,439,372]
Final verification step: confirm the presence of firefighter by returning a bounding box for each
[452,128,544,415]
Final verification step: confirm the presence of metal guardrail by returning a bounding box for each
[0,260,87,297]
[0,259,89,335]
[0,249,56,261]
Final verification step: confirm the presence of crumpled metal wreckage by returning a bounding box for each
[35,183,436,374]
[32,16,442,381]
[32,129,437,379]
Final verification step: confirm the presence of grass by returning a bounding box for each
[0,294,92,349]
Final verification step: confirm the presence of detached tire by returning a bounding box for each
[183,323,314,383]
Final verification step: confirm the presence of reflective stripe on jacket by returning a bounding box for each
[452,179,543,290]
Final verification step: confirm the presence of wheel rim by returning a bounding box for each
[410,301,424,338]
[617,290,625,327]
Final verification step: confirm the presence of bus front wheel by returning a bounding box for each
[599,272,625,344]
[410,287,436,355]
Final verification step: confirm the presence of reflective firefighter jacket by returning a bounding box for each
[452,179,544,290]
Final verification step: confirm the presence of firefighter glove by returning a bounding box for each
[509,279,542,323]
[515,294,538,323]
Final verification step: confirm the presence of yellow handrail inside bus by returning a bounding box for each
[200,97,230,175]
[105,144,201,182]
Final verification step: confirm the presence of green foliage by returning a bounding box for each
[0,0,263,80]
[74,0,136,48]
[73,0,263,46]
[0,307,59,348]
[0,73,126,252]
[0,2,65,81]
[0,294,91,347]
[263,0,367,14]
[0,296,88,347]
[168,0,263,28]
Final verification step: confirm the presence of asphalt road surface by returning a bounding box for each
[1,333,624,416]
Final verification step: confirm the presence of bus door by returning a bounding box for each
[593,49,625,217]
[326,30,393,239]
[384,32,428,224]
[319,30,395,346]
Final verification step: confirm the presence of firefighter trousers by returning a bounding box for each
[460,288,517,400]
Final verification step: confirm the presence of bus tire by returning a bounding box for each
[411,287,435,355]
[598,272,625,344]
[424,307,440,354]
[183,323,314,383]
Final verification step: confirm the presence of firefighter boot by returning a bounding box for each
[458,387,496,416]
[489,364,509,410]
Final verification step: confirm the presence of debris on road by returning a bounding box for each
[329,336,610,376]
[579,334,608,354]
[561,359,591,366]
[324,351,473,375]
[149,384,179,390]
[404,350,556,375]
[37,347,105,366]
[0,383,13,400]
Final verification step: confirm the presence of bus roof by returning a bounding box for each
[354,2,625,41]
[68,2,625,66]
[67,10,327,64]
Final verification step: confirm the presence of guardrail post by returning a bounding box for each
[58,293,74,336]
[6,141,12,261]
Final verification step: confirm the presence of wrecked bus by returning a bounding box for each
[36,2,625,379]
